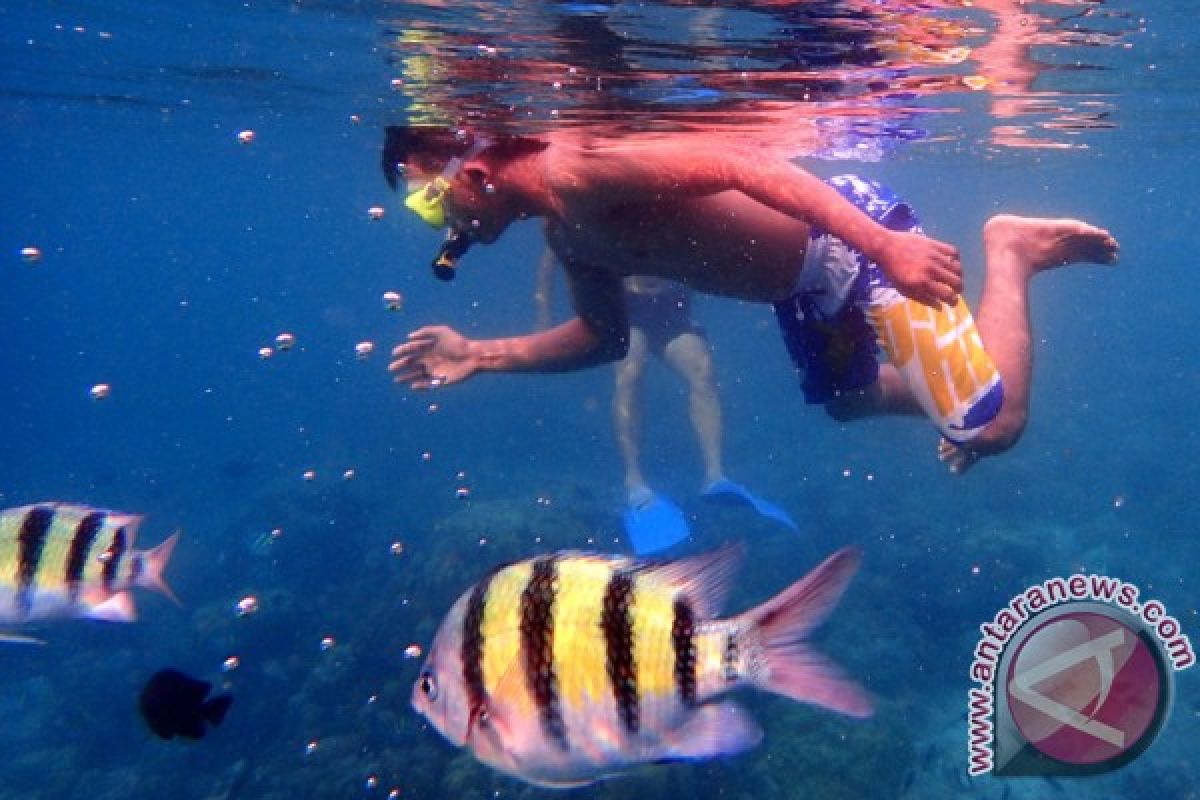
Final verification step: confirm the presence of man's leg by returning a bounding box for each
[663,331,725,488]
[825,215,1118,471]
[614,327,650,494]
[963,214,1119,457]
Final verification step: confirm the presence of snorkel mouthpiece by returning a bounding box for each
[432,229,471,281]
[405,175,452,229]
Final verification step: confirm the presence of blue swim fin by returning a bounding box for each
[623,489,691,555]
[702,478,799,533]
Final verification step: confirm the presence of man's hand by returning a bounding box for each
[389,325,479,389]
[876,230,963,308]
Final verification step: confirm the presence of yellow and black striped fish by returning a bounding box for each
[412,544,871,788]
[0,502,179,636]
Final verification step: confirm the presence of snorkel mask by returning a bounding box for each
[403,135,492,229]
[404,172,453,229]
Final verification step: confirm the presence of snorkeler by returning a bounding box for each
[384,126,1119,473]
[536,253,797,553]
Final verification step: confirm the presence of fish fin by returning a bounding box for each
[736,547,872,718]
[525,777,596,790]
[462,648,539,757]
[111,512,146,545]
[87,591,137,622]
[662,702,762,761]
[80,585,112,607]
[639,541,744,619]
[203,693,233,727]
[138,530,181,606]
[481,650,538,730]
[0,632,46,646]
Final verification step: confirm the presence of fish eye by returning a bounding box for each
[419,671,438,701]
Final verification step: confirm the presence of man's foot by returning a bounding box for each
[627,486,655,509]
[937,437,981,476]
[983,215,1120,277]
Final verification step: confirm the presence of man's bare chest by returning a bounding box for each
[553,196,788,269]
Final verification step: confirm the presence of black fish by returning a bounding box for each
[139,668,232,740]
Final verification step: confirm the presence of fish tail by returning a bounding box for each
[138,531,182,606]
[736,547,872,718]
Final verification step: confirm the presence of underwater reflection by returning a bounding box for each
[381,0,1137,151]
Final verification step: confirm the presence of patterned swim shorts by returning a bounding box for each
[773,175,1004,443]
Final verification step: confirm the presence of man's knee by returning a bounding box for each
[614,367,643,393]
[680,357,714,389]
[974,409,1027,455]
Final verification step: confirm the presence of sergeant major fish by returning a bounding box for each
[412,544,871,788]
[0,502,179,638]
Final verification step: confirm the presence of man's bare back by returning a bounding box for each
[544,180,813,303]
[532,134,947,303]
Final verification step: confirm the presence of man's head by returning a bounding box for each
[383,127,484,229]
[381,126,548,238]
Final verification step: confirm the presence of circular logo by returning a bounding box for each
[1005,609,1169,768]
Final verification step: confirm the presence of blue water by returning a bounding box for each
[1,1,1197,798]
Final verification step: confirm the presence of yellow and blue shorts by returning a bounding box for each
[773,175,1004,444]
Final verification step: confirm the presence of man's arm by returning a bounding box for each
[730,164,962,305]
[573,142,962,306]
[477,260,628,372]
[390,262,629,388]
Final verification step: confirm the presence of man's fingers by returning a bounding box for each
[408,325,450,342]
[389,352,436,375]
[392,338,434,359]
[935,265,962,295]
[401,372,444,390]
[388,354,418,372]
[934,255,961,282]
[936,281,960,305]
[393,329,439,354]
[933,282,958,308]
[910,283,952,310]
[393,376,434,390]
[914,293,940,310]
[390,365,422,382]
[936,240,960,260]
[392,366,446,389]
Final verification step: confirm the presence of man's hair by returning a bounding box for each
[382,126,548,189]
